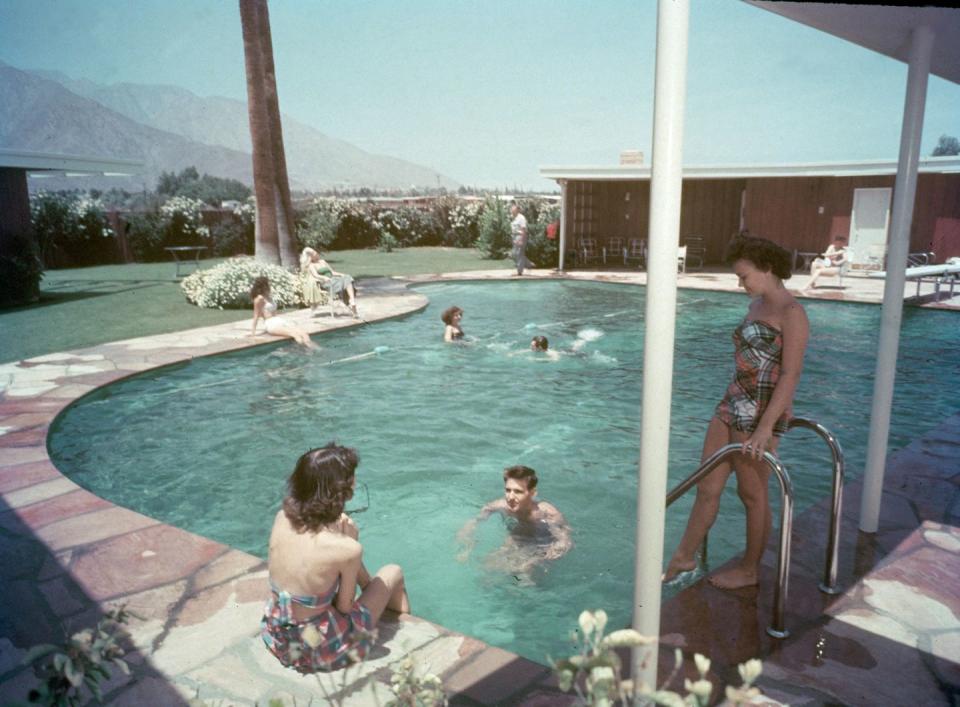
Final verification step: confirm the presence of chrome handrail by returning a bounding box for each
[665,443,794,639]
[787,417,845,595]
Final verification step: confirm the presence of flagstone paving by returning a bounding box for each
[0,270,957,705]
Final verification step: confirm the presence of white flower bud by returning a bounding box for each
[684,678,713,701]
[578,610,596,637]
[594,609,608,634]
[694,652,711,677]
[738,658,762,685]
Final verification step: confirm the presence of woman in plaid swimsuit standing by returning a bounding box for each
[665,235,809,589]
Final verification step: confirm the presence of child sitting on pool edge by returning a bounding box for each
[455,465,572,576]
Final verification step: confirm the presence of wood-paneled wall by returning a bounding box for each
[564,172,960,264]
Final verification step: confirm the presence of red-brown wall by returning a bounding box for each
[564,172,960,264]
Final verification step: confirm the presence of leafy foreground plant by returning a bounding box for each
[272,629,446,707]
[552,610,767,707]
[21,606,138,707]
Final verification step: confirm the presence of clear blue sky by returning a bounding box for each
[2,0,958,190]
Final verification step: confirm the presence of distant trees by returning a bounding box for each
[932,134,960,157]
[156,167,251,205]
[239,0,298,268]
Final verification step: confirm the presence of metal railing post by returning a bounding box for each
[788,417,845,594]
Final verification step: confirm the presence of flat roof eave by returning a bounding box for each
[540,156,960,182]
[0,148,143,176]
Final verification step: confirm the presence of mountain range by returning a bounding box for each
[0,60,458,192]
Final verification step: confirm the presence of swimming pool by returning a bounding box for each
[48,280,960,663]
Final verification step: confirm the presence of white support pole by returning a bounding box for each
[558,179,568,272]
[632,0,689,692]
[859,26,933,533]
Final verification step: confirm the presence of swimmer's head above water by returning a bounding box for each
[530,335,548,351]
[503,465,538,513]
[441,306,463,325]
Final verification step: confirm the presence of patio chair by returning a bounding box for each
[625,239,646,268]
[604,237,626,265]
[678,245,688,273]
[578,238,603,266]
[683,236,706,270]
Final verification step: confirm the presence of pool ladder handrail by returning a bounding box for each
[664,415,845,639]
[787,416,845,595]
[665,444,794,638]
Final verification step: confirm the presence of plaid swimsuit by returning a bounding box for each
[261,578,374,673]
[714,319,790,436]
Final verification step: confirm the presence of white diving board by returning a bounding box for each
[867,262,960,300]
[866,263,960,279]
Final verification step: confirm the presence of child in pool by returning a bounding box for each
[456,465,572,574]
[442,306,464,342]
[530,335,560,360]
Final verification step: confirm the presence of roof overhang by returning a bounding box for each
[746,2,960,86]
[0,149,142,177]
[540,156,960,182]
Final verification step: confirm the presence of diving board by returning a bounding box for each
[868,261,960,299]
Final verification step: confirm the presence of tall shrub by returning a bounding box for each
[297,198,342,252]
[29,192,117,268]
[524,199,560,267]
[476,198,512,259]
[0,234,43,308]
[443,198,482,248]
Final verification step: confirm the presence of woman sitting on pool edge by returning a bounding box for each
[261,443,411,673]
[250,277,316,348]
[442,305,464,342]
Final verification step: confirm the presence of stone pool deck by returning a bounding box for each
[0,270,957,705]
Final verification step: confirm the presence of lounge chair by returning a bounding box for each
[625,239,646,268]
[605,237,626,265]
[578,238,603,266]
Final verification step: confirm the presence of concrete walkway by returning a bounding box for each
[0,269,957,705]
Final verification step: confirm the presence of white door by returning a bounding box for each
[849,188,892,270]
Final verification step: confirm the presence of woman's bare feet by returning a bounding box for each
[707,564,758,589]
[662,556,698,583]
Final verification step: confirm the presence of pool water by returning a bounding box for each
[49,280,960,663]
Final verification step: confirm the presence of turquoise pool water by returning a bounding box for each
[48,280,960,663]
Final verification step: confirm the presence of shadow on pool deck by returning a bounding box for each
[0,271,958,705]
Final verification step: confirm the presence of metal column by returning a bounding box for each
[631,0,690,691]
[860,26,933,533]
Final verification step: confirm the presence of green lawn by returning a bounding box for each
[0,248,511,364]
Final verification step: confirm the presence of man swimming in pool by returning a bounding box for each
[455,465,572,575]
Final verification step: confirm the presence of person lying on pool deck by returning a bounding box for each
[261,443,410,673]
[455,465,573,575]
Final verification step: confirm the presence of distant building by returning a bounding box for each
[541,156,960,266]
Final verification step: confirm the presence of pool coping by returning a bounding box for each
[1,270,958,705]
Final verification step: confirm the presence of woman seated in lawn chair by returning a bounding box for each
[300,247,359,318]
[803,236,848,291]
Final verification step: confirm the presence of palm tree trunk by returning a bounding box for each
[253,0,298,268]
[239,0,281,264]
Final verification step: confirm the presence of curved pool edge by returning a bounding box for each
[2,269,958,705]
[0,274,578,705]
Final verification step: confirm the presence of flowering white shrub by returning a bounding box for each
[181,257,302,309]
[232,197,256,226]
[553,609,767,707]
[71,196,114,238]
[161,196,210,240]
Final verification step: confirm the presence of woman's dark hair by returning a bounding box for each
[531,335,548,351]
[283,442,358,532]
[441,306,463,325]
[725,234,792,280]
[250,276,271,301]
